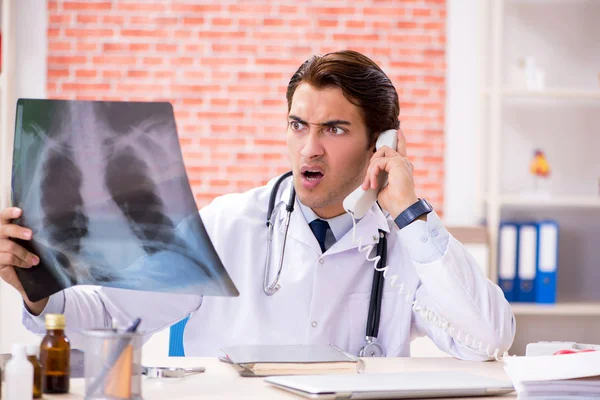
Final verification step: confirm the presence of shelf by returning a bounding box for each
[511,302,600,316]
[485,88,600,100]
[484,194,600,208]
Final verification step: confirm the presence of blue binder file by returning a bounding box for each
[517,223,538,302]
[535,220,559,304]
[498,223,519,302]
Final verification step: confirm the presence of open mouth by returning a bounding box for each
[302,170,324,181]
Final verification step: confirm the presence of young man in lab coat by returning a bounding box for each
[0,50,515,359]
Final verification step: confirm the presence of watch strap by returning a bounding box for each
[394,198,433,230]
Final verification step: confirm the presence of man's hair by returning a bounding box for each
[286,50,400,147]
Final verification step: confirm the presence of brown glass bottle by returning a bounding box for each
[40,313,70,393]
[27,345,43,398]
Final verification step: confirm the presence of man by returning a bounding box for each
[0,50,515,359]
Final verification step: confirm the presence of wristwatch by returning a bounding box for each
[394,198,433,229]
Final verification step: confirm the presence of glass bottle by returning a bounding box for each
[26,344,43,398]
[40,313,70,393]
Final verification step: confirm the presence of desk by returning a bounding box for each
[45,357,516,399]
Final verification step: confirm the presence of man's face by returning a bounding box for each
[287,83,373,219]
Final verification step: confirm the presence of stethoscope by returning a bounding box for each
[263,171,387,357]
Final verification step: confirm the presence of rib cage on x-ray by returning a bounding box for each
[11,99,238,302]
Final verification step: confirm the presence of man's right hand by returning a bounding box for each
[0,207,48,315]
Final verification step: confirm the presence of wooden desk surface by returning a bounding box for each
[44,357,516,399]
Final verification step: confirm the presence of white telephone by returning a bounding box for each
[343,129,398,219]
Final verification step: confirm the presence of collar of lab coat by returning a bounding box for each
[276,179,391,256]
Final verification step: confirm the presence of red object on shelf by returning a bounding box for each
[553,349,597,355]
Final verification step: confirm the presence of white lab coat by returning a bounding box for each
[23,177,515,360]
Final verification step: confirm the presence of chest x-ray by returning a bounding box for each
[11,99,238,302]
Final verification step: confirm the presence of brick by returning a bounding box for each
[92,56,137,65]
[130,43,151,52]
[228,4,271,13]
[318,20,338,28]
[48,55,87,65]
[143,57,163,65]
[65,28,114,37]
[279,5,297,13]
[184,17,205,25]
[121,29,169,38]
[212,18,233,26]
[48,69,70,78]
[170,57,194,66]
[47,28,61,38]
[154,70,176,79]
[63,1,112,11]
[77,15,98,24]
[264,18,284,27]
[75,69,97,78]
[183,71,207,80]
[156,43,178,52]
[103,43,128,52]
[129,16,155,25]
[49,42,72,52]
[308,7,355,15]
[345,20,365,29]
[413,8,432,17]
[62,83,111,92]
[117,2,166,12]
[127,70,149,78]
[102,16,125,25]
[172,4,221,13]
[77,42,98,52]
[363,7,405,16]
[102,70,125,79]
[50,15,72,25]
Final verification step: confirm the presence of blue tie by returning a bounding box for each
[309,219,330,253]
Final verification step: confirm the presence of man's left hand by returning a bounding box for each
[361,128,419,219]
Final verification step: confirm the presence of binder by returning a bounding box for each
[517,223,538,302]
[535,220,559,304]
[498,222,519,302]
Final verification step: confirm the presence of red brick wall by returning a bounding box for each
[47,0,446,214]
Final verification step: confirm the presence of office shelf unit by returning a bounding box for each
[483,0,600,355]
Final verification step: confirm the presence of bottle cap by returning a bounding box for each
[45,313,66,330]
[26,344,39,357]
[11,343,26,358]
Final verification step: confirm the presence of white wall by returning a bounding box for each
[443,0,486,226]
[0,0,48,353]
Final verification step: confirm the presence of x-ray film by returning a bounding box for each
[11,99,239,302]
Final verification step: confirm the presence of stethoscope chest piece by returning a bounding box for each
[358,337,386,357]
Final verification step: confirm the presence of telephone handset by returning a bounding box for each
[343,129,398,219]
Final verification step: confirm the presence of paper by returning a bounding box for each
[503,352,600,383]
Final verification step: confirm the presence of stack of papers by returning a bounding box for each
[504,350,600,399]
[220,344,363,377]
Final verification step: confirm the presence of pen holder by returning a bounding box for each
[83,329,143,400]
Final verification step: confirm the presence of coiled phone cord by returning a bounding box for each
[349,216,509,361]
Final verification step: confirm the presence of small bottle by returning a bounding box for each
[27,344,43,398]
[4,343,34,400]
[40,313,70,393]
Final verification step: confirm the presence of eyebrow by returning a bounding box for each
[288,115,352,127]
